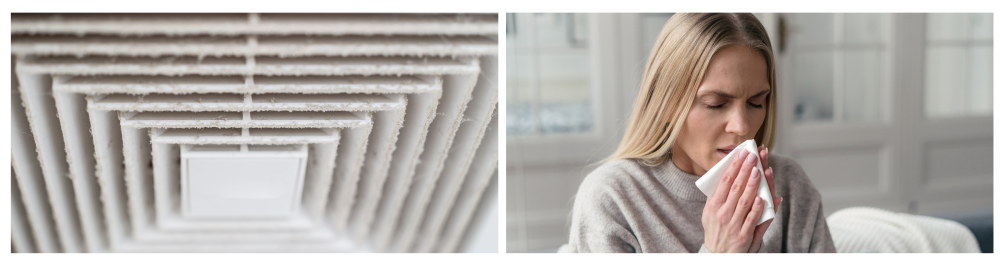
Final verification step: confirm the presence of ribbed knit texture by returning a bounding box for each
[827,207,980,253]
[565,153,837,253]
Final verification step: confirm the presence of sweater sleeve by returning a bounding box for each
[567,168,642,253]
[771,154,838,253]
[698,244,712,253]
[698,242,767,253]
[808,203,837,253]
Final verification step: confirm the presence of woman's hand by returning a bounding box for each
[701,147,782,253]
[749,146,782,252]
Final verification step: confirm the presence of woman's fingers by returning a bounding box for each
[711,149,747,206]
[740,195,765,238]
[764,167,775,201]
[759,146,777,205]
[750,196,776,253]
[759,146,769,170]
[749,197,782,252]
[732,167,761,225]
[723,150,757,214]
[749,218,773,253]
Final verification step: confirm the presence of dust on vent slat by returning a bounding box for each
[53,90,108,252]
[11,81,62,253]
[20,56,478,76]
[12,34,498,57]
[11,13,498,36]
[14,70,85,252]
[375,70,481,252]
[53,74,443,94]
[413,55,499,252]
[88,93,404,112]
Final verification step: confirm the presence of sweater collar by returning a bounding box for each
[656,158,709,202]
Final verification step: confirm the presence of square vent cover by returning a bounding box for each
[181,144,309,219]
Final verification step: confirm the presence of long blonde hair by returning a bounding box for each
[609,13,777,166]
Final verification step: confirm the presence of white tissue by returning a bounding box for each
[694,139,774,226]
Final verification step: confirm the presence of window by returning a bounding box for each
[507,13,595,135]
[924,13,993,118]
[785,13,888,123]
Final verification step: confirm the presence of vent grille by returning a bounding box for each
[11,13,498,253]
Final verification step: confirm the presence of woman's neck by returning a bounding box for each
[670,147,708,176]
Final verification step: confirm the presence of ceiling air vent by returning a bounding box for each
[10,13,499,253]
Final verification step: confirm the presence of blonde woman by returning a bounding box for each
[566,13,836,253]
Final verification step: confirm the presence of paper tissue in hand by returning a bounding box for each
[694,139,774,225]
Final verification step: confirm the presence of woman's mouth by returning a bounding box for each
[717,145,739,158]
[717,149,732,158]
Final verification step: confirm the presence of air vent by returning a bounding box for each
[11,13,498,253]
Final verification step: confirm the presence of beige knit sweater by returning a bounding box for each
[566,154,837,253]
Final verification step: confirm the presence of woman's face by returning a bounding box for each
[672,45,770,176]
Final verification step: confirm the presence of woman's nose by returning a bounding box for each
[725,107,750,136]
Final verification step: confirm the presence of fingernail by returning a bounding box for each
[754,197,762,206]
[739,149,748,159]
[750,167,759,179]
[747,153,757,164]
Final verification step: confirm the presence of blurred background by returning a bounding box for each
[506,13,993,252]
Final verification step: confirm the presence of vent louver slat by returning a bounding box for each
[12,35,497,57]
[437,115,499,252]
[16,69,87,252]
[12,76,63,253]
[19,56,479,77]
[11,13,497,36]
[412,56,498,253]
[12,175,39,253]
[11,13,497,252]
[53,88,106,252]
